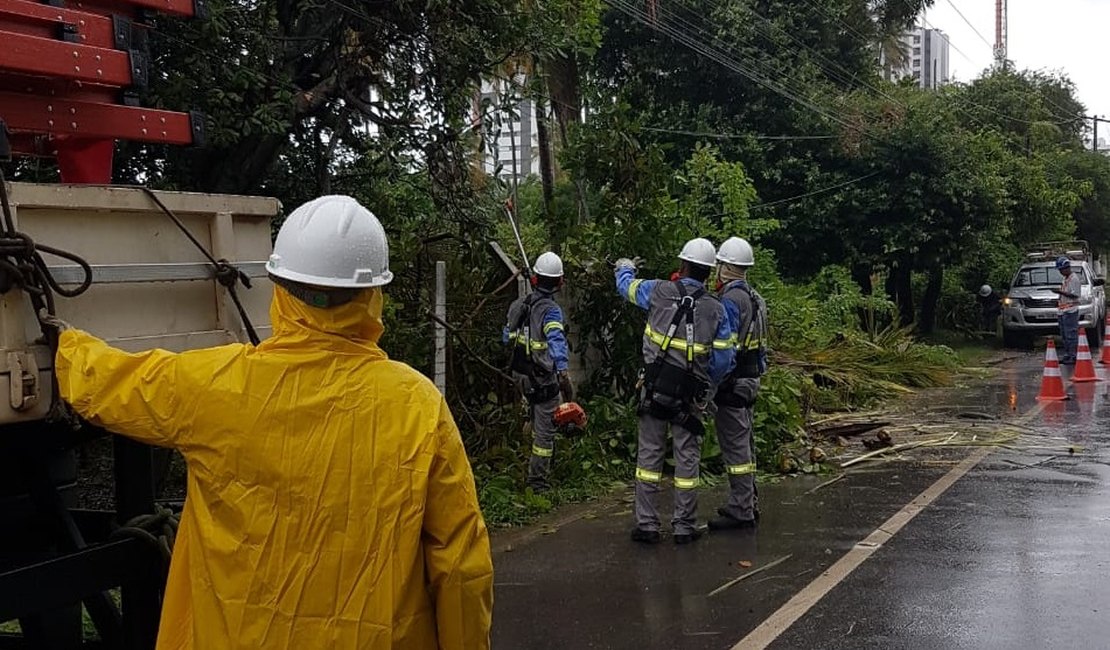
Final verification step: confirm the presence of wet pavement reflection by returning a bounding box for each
[491,352,1108,649]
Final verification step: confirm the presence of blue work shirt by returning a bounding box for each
[502,292,570,372]
[720,279,768,375]
[615,266,734,384]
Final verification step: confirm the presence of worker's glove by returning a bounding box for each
[558,371,575,403]
[38,309,71,333]
[614,257,637,270]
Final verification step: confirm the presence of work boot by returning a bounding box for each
[709,508,757,531]
[631,528,662,545]
[673,528,704,545]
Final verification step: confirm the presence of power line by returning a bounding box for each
[653,2,858,109]
[621,0,870,135]
[898,0,977,65]
[942,0,994,52]
[680,0,910,110]
[656,2,872,116]
[642,126,838,140]
[890,3,1083,127]
[749,172,881,211]
[608,0,869,134]
[938,28,977,67]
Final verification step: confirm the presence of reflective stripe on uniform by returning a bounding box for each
[627,279,644,304]
[726,332,762,351]
[532,445,553,458]
[508,333,549,350]
[674,476,700,490]
[543,321,564,334]
[636,467,662,483]
[726,462,756,475]
[643,325,731,355]
[643,325,710,355]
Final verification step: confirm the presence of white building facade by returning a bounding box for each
[474,78,542,181]
[882,27,951,90]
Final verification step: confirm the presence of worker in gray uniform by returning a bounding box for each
[710,237,768,530]
[615,239,734,545]
[504,251,574,492]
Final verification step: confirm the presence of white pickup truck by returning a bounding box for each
[1001,241,1106,349]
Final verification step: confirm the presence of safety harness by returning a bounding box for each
[716,282,767,408]
[507,292,561,403]
[639,281,711,436]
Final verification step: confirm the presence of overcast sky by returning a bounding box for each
[922,0,1106,122]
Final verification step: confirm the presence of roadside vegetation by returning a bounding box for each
[15,1,1109,525]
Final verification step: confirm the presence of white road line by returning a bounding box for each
[732,401,1046,649]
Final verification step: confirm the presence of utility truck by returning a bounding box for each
[0,0,279,646]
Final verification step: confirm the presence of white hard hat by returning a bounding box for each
[717,237,755,266]
[533,251,564,278]
[979,284,992,297]
[267,195,393,288]
[678,238,716,267]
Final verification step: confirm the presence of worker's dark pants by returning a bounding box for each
[527,395,561,491]
[981,310,1000,333]
[1060,310,1080,363]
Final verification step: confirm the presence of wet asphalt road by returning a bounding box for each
[490,352,1110,649]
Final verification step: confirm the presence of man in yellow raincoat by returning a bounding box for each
[51,195,494,649]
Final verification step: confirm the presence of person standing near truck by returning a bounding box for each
[977,284,1002,333]
[46,195,494,650]
[1054,256,1082,365]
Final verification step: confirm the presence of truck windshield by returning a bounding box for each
[1013,266,1087,287]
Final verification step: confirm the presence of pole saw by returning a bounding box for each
[503,198,533,290]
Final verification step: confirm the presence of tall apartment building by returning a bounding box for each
[473,78,542,181]
[881,27,951,90]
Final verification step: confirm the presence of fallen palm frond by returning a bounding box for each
[774,327,961,415]
[808,410,891,427]
[806,402,1081,469]
[839,425,1078,467]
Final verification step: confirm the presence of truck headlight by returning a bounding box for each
[1002,297,1012,307]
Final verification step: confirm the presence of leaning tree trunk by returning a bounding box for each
[919,264,944,335]
[534,93,555,218]
[546,53,580,147]
[545,52,591,224]
[885,256,915,327]
[851,262,877,333]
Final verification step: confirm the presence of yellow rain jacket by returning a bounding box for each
[55,287,494,649]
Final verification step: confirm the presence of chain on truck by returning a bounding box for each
[0,1,280,646]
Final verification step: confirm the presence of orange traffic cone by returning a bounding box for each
[1036,339,1069,401]
[1073,329,1102,383]
[1100,314,1110,364]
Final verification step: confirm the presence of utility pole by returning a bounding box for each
[1091,115,1110,153]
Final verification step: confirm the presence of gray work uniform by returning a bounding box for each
[633,280,730,536]
[714,281,767,522]
[506,291,563,490]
